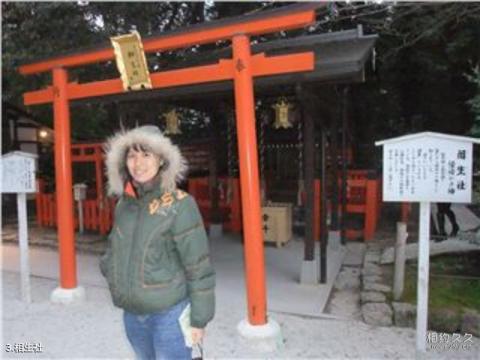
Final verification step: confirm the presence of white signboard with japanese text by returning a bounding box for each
[0,151,38,303]
[1,152,37,193]
[376,132,479,355]
[378,134,475,203]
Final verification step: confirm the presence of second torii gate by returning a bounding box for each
[19,4,321,327]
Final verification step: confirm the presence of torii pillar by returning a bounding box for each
[232,35,279,346]
[50,68,86,303]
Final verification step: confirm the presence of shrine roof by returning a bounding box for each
[18,1,377,106]
[75,27,377,106]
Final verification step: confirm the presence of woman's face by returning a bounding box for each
[126,147,162,184]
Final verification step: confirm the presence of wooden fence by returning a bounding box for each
[35,179,115,235]
[187,177,242,232]
[311,170,382,241]
[35,172,381,241]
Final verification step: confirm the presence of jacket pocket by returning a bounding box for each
[101,227,122,297]
[141,231,175,287]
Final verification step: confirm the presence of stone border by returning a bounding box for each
[360,244,393,326]
[360,243,479,337]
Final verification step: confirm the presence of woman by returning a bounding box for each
[100,125,215,359]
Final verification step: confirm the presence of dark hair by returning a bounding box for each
[128,143,152,153]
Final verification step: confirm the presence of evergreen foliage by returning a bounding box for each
[466,66,480,138]
[2,1,479,148]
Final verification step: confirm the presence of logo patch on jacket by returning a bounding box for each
[175,189,188,200]
[149,192,175,215]
[149,199,161,215]
[160,192,174,207]
[148,190,188,215]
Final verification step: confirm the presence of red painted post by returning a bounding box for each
[44,195,49,226]
[93,201,99,230]
[53,67,78,289]
[94,146,103,233]
[35,179,43,227]
[377,179,383,219]
[42,194,48,226]
[48,195,55,226]
[40,195,46,226]
[401,203,411,223]
[314,179,321,241]
[232,34,267,325]
[230,178,242,232]
[100,203,108,234]
[95,146,103,202]
[364,178,378,241]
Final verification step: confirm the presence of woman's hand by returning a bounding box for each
[191,327,205,345]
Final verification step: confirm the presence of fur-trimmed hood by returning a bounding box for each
[104,125,188,196]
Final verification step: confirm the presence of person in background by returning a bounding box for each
[436,202,460,240]
[100,125,215,359]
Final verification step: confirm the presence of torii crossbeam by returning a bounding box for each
[19,3,321,326]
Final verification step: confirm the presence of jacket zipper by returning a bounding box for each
[126,199,146,309]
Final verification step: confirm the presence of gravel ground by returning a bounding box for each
[2,271,479,359]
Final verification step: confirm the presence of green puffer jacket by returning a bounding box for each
[100,125,215,328]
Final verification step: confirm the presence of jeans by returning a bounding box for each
[123,299,192,360]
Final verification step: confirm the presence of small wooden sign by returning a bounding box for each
[110,31,152,91]
[262,202,292,248]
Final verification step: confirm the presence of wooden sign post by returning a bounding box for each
[376,132,480,356]
[1,151,38,303]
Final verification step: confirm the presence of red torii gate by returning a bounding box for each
[20,4,320,326]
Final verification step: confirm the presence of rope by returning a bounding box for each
[266,144,305,149]
[259,112,266,203]
[297,112,304,181]
[297,112,305,206]
[226,110,237,203]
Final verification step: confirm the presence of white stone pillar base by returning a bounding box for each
[209,223,223,239]
[237,318,283,353]
[50,286,86,304]
[300,259,318,285]
[328,230,341,251]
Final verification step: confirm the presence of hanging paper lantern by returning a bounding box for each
[164,109,182,135]
[271,98,293,129]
